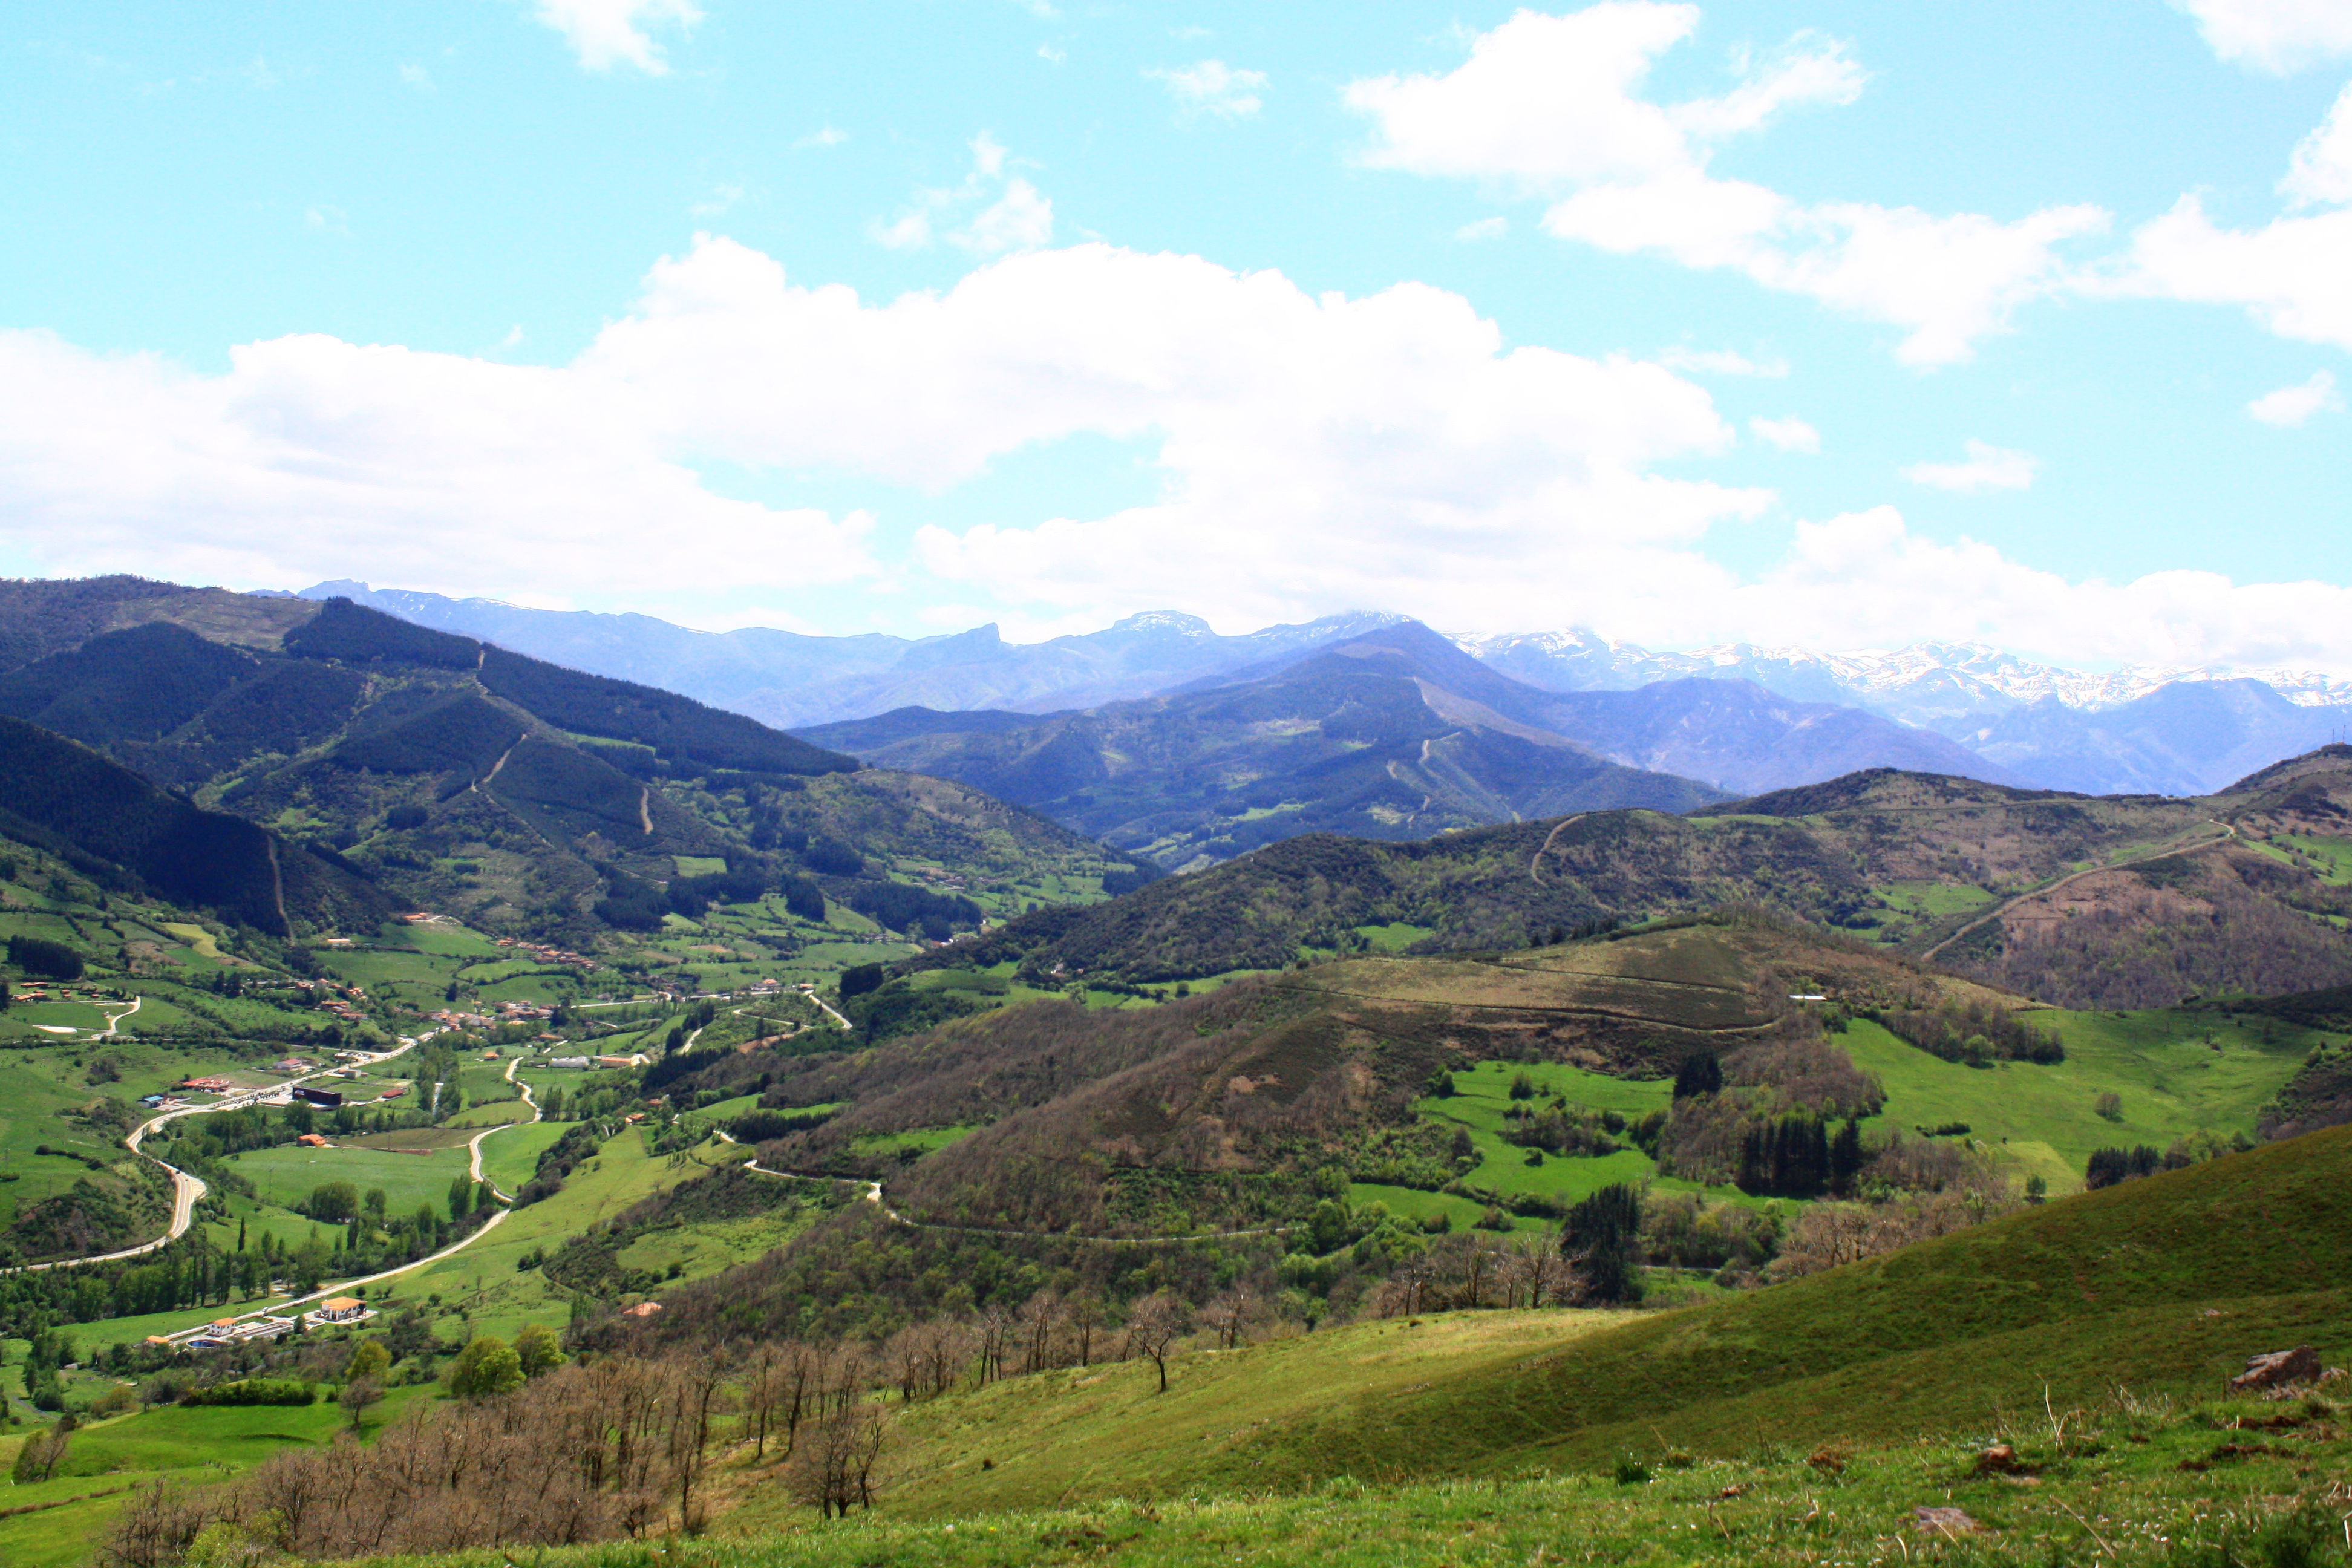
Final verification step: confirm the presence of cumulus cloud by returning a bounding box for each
[1455,216,1509,241]
[874,135,1055,255]
[533,0,701,74]
[0,326,874,600]
[1748,415,1820,452]
[2249,368,2345,423]
[10,234,2352,668]
[2285,81,2352,204]
[1901,439,2038,492]
[1148,59,1269,118]
[1346,4,2106,365]
[2170,0,2352,71]
[1660,346,1788,376]
[1701,506,2352,670]
[2103,56,2352,346]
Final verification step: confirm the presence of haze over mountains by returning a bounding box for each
[305,581,2352,800]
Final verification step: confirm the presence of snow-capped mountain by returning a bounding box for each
[1457,629,2352,796]
[1457,630,2352,721]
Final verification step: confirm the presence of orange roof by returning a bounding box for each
[321,1297,364,1311]
[622,1301,663,1317]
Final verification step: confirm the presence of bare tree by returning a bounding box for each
[1201,1286,1252,1351]
[1122,1292,1189,1393]
[1070,1290,1103,1367]
[339,1376,385,1431]
[783,1406,889,1519]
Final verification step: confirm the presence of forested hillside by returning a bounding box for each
[0,594,1152,950]
[897,751,2352,1010]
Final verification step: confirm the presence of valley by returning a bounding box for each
[1,577,2348,1568]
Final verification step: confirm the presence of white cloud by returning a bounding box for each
[1660,346,1788,376]
[2114,195,2352,347]
[0,325,875,601]
[2285,81,2352,204]
[1748,415,1820,452]
[2106,79,2352,345]
[793,126,850,151]
[1454,215,1509,241]
[1148,59,1269,119]
[9,235,2352,668]
[398,64,434,93]
[2249,368,2345,423]
[691,182,745,218]
[1346,4,2106,365]
[1901,439,2039,492]
[956,178,1054,254]
[1696,506,2352,671]
[532,0,702,76]
[875,136,1054,255]
[2170,0,2352,71]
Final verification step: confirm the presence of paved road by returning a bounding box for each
[160,1209,514,1345]
[467,1056,541,1201]
[0,1031,431,1276]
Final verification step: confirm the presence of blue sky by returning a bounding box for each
[4,2,2350,670]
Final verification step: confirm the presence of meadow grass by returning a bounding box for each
[1845,1011,2313,1192]
[0,1385,437,1568]
[226,1143,472,1216]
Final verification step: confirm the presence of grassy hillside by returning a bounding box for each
[898,752,2352,1016]
[783,1123,2352,1520]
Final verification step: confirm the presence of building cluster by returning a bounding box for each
[492,936,597,969]
[170,1296,374,1350]
[426,998,558,1031]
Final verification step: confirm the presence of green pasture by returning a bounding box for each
[1844,1007,2315,1191]
[477,1119,567,1194]
[1407,1059,1753,1215]
[0,1388,439,1568]
[226,1142,472,1216]
[1353,921,1434,952]
[848,1123,981,1157]
[394,1125,736,1341]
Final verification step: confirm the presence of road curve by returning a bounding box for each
[466,1055,541,1201]
[1922,818,2240,963]
[0,1031,431,1277]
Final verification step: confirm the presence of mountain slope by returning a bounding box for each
[894,754,2352,1008]
[298,581,1405,727]
[0,598,1152,945]
[803,637,1720,871]
[858,1121,2352,1520]
[1469,627,2352,795]
[0,714,389,935]
[799,624,2002,871]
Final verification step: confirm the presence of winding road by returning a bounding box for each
[1921,817,2241,962]
[1,1030,432,1276]
[466,1054,541,1201]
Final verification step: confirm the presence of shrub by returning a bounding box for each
[183,1379,315,1407]
[446,1335,524,1398]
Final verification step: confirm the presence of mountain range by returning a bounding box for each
[0,581,1150,944]
[799,624,1993,870]
[294,581,2352,797]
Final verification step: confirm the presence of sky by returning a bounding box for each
[3,1,2351,670]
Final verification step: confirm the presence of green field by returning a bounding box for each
[1401,1059,1743,1217]
[478,1118,568,1194]
[225,1142,474,1215]
[848,1123,982,1157]
[1846,1009,2314,1191]
[0,1385,437,1567]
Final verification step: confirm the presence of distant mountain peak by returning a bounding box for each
[1105,610,1215,638]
